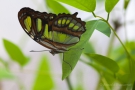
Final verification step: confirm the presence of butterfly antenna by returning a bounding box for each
[30,50,50,52]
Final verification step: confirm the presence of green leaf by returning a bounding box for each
[124,0,130,10]
[55,0,96,12]
[105,0,119,13]
[62,20,100,79]
[82,53,116,89]
[96,20,111,37]
[86,53,119,73]
[102,72,116,89]
[110,41,135,84]
[116,60,130,83]
[46,0,70,14]
[3,39,30,66]
[82,56,116,89]
[0,58,8,68]
[0,68,15,80]
[32,56,54,90]
[83,42,95,53]
[62,49,83,80]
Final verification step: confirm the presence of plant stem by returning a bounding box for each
[92,12,96,17]
[66,76,73,90]
[107,23,128,54]
[92,12,131,59]
[92,12,103,20]
[80,59,112,90]
[96,78,102,90]
[107,13,110,21]
[101,77,111,90]
[106,33,115,56]
[106,22,134,78]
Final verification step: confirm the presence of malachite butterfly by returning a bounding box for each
[18,7,86,55]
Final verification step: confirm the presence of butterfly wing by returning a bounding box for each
[51,12,86,45]
[18,7,86,55]
[18,7,58,52]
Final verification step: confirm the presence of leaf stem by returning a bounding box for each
[92,12,104,20]
[106,21,131,59]
[114,26,133,86]
[66,76,73,90]
[92,12,96,17]
[91,12,133,60]
[107,13,110,21]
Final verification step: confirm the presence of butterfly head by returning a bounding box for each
[50,50,58,56]
[44,13,56,21]
[33,35,41,41]
[50,49,65,55]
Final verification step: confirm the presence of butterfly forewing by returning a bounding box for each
[18,7,86,55]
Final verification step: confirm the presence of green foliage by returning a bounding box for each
[105,0,119,13]
[46,0,70,14]
[0,68,15,80]
[85,53,119,73]
[88,59,116,89]
[54,0,96,12]
[110,41,135,84]
[32,56,54,90]
[95,20,111,37]
[124,0,130,10]
[0,58,8,69]
[3,39,30,66]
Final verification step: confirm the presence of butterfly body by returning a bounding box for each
[18,7,86,55]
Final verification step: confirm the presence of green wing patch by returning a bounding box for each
[24,16,31,32]
[36,18,42,32]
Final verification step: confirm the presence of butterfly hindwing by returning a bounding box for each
[18,7,86,55]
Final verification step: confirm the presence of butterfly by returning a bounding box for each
[18,7,86,55]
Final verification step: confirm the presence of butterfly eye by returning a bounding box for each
[36,38,40,41]
[49,16,53,20]
[34,36,40,41]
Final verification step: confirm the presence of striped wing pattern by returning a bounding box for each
[18,7,86,55]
